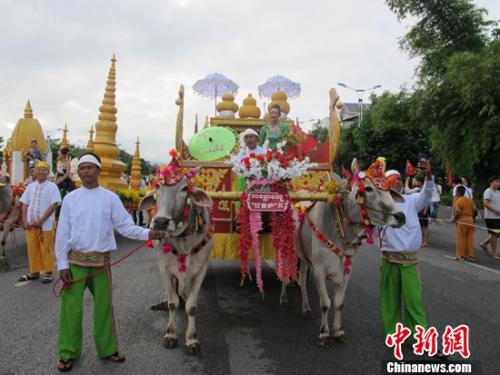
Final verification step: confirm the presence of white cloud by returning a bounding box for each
[0,0,498,163]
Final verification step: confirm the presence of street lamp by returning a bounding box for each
[337,82,382,125]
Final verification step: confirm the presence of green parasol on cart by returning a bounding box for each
[188,126,236,161]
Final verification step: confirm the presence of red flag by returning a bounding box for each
[341,165,352,179]
[405,160,416,176]
[295,118,317,155]
[294,118,303,159]
[447,168,453,187]
[194,114,198,134]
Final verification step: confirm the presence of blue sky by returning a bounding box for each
[1,0,498,163]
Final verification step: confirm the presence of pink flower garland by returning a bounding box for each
[240,181,298,292]
[249,211,263,292]
[238,193,264,292]
[271,183,298,283]
[239,193,252,278]
[177,254,187,273]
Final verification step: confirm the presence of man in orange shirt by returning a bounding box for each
[454,185,476,262]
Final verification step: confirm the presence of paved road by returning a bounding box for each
[1,210,499,375]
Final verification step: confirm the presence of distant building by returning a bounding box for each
[312,102,371,130]
[338,102,370,127]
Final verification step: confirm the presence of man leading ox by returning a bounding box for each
[55,153,163,372]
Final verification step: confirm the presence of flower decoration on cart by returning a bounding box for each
[231,145,317,293]
[230,143,316,182]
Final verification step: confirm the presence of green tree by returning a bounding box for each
[308,121,329,143]
[384,0,499,188]
[386,0,490,80]
[338,91,432,173]
[426,40,500,185]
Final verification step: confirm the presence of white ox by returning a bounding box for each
[280,174,405,346]
[139,176,213,355]
[0,176,21,269]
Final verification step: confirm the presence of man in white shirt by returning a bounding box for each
[55,153,163,372]
[18,161,61,283]
[430,180,442,223]
[235,128,266,193]
[378,160,436,342]
[236,128,265,161]
[479,176,500,259]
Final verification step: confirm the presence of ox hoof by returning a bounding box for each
[162,337,178,349]
[302,310,313,320]
[334,332,347,344]
[279,301,289,311]
[316,335,331,347]
[186,342,201,356]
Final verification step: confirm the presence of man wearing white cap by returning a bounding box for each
[235,129,265,193]
[378,160,444,357]
[236,128,265,161]
[55,152,164,372]
[17,161,61,284]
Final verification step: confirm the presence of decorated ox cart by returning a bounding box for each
[174,84,341,270]
[141,84,406,352]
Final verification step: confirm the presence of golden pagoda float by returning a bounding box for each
[173,81,342,263]
[114,137,148,209]
[5,100,48,184]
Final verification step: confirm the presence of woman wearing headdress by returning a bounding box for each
[259,104,290,150]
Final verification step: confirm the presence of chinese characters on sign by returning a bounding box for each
[385,323,470,360]
[247,192,289,212]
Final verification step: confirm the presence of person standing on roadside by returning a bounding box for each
[453,186,476,262]
[479,177,500,259]
[430,179,442,223]
[17,161,61,284]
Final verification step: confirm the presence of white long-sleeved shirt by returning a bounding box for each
[55,186,149,270]
[236,145,265,161]
[19,180,61,231]
[379,178,434,253]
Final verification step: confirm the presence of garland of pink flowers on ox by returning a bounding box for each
[145,149,200,273]
[231,145,317,292]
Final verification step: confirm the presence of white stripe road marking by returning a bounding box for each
[443,255,500,275]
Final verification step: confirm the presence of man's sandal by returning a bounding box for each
[41,274,53,284]
[106,352,126,363]
[57,359,73,372]
[17,274,38,282]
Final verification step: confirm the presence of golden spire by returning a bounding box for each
[175,84,184,157]
[24,100,33,119]
[329,88,341,165]
[130,137,142,190]
[92,54,127,189]
[98,54,118,123]
[86,126,94,152]
[60,124,69,150]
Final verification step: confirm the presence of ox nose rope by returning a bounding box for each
[51,240,150,298]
